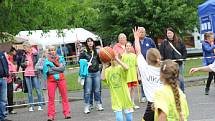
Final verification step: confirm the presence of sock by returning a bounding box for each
[125,112,133,121]
[115,111,123,121]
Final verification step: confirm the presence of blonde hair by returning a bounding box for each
[204,32,214,40]
[161,60,184,121]
[146,48,161,66]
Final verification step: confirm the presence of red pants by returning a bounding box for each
[47,79,71,118]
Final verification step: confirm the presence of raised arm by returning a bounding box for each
[133,27,141,55]
[115,57,129,70]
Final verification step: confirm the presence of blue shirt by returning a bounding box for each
[202,41,215,65]
[140,37,156,58]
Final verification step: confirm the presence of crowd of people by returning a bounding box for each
[0,27,214,121]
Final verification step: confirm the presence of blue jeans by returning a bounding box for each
[179,62,185,92]
[25,76,43,107]
[84,71,102,105]
[0,78,7,120]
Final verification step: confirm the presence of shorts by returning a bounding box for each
[127,81,138,87]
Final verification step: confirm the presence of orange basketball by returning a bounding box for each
[99,47,115,63]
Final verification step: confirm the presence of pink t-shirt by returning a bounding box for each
[113,43,125,56]
[6,54,17,83]
[24,53,36,76]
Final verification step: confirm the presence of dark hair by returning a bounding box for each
[9,46,16,53]
[166,27,180,45]
[85,37,97,55]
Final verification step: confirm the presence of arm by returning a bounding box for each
[202,42,215,53]
[189,66,212,74]
[158,109,167,121]
[150,38,157,48]
[101,64,107,81]
[133,27,141,55]
[159,42,165,60]
[115,57,129,70]
[180,42,187,59]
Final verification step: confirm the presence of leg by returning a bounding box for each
[115,111,123,121]
[0,79,7,120]
[32,77,43,107]
[25,76,34,108]
[7,82,14,113]
[125,112,133,121]
[205,72,213,95]
[58,79,71,117]
[47,81,57,119]
[143,102,154,121]
[179,63,185,92]
[84,74,93,113]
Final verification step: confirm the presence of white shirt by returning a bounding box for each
[137,54,163,102]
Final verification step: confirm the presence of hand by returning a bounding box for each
[102,62,109,68]
[189,68,199,74]
[132,27,140,41]
[88,62,92,67]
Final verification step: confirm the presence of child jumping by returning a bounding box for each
[101,56,134,121]
[121,42,139,109]
[133,27,163,121]
[154,60,189,121]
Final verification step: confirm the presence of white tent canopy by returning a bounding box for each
[16,28,102,48]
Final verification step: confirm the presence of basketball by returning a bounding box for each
[99,47,115,63]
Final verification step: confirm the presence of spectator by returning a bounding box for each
[0,50,11,121]
[159,27,187,92]
[202,32,215,95]
[79,38,104,114]
[113,33,127,58]
[22,42,43,112]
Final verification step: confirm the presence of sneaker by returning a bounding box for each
[96,104,104,111]
[84,106,90,114]
[29,107,34,112]
[2,119,12,121]
[38,106,43,111]
[134,105,140,109]
[205,88,209,95]
[140,97,147,103]
[47,117,54,121]
[65,116,71,119]
[9,110,17,114]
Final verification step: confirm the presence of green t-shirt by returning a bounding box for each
[121,53,137,83]
[105,65,134,111]
[154,85,189,121]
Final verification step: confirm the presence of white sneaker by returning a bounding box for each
[89,105,94,110]
[140,97,147,103]
[29,107,34,112]
[134,105,140,109]
[84,106,90,114]
[96,104,104,111]
[38,106,43,111]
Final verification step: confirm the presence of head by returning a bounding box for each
[23,42,32,53]
[118,33,127,45]
[138,27,146,40]
[86,38,96,52]
[204,32,214,43]
[166,27,179,42]
[160,60,183,119]
[125,42,133,53]
[9,46,16,55]
[47,45,56,56]
[146,48,161,67]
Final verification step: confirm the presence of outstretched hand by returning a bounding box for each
[132,27,140,41]
[189,68,199,74]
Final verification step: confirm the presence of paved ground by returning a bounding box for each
[5,84,215,121]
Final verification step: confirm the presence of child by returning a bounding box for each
[101,57,134,121]
[121,42,139,109]
[133,27,163,121]
[154,60,189,121]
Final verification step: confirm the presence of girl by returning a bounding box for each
[133,27,162,121]
[154,60,189,121]
[43,45,71,121]
[22,42,43,112]
[121,42,139,109]
[202,32,215,95]
[101,56,134,121]
[159,27,187,92]
[79,38,103,114]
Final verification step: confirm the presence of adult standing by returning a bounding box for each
[22,42,43,112]
[159,27,187,92]
[0,50,11,121]
[137,27,156,103]
[202,32,215,95]
[43,45,71,121]
[79,38,104,114]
